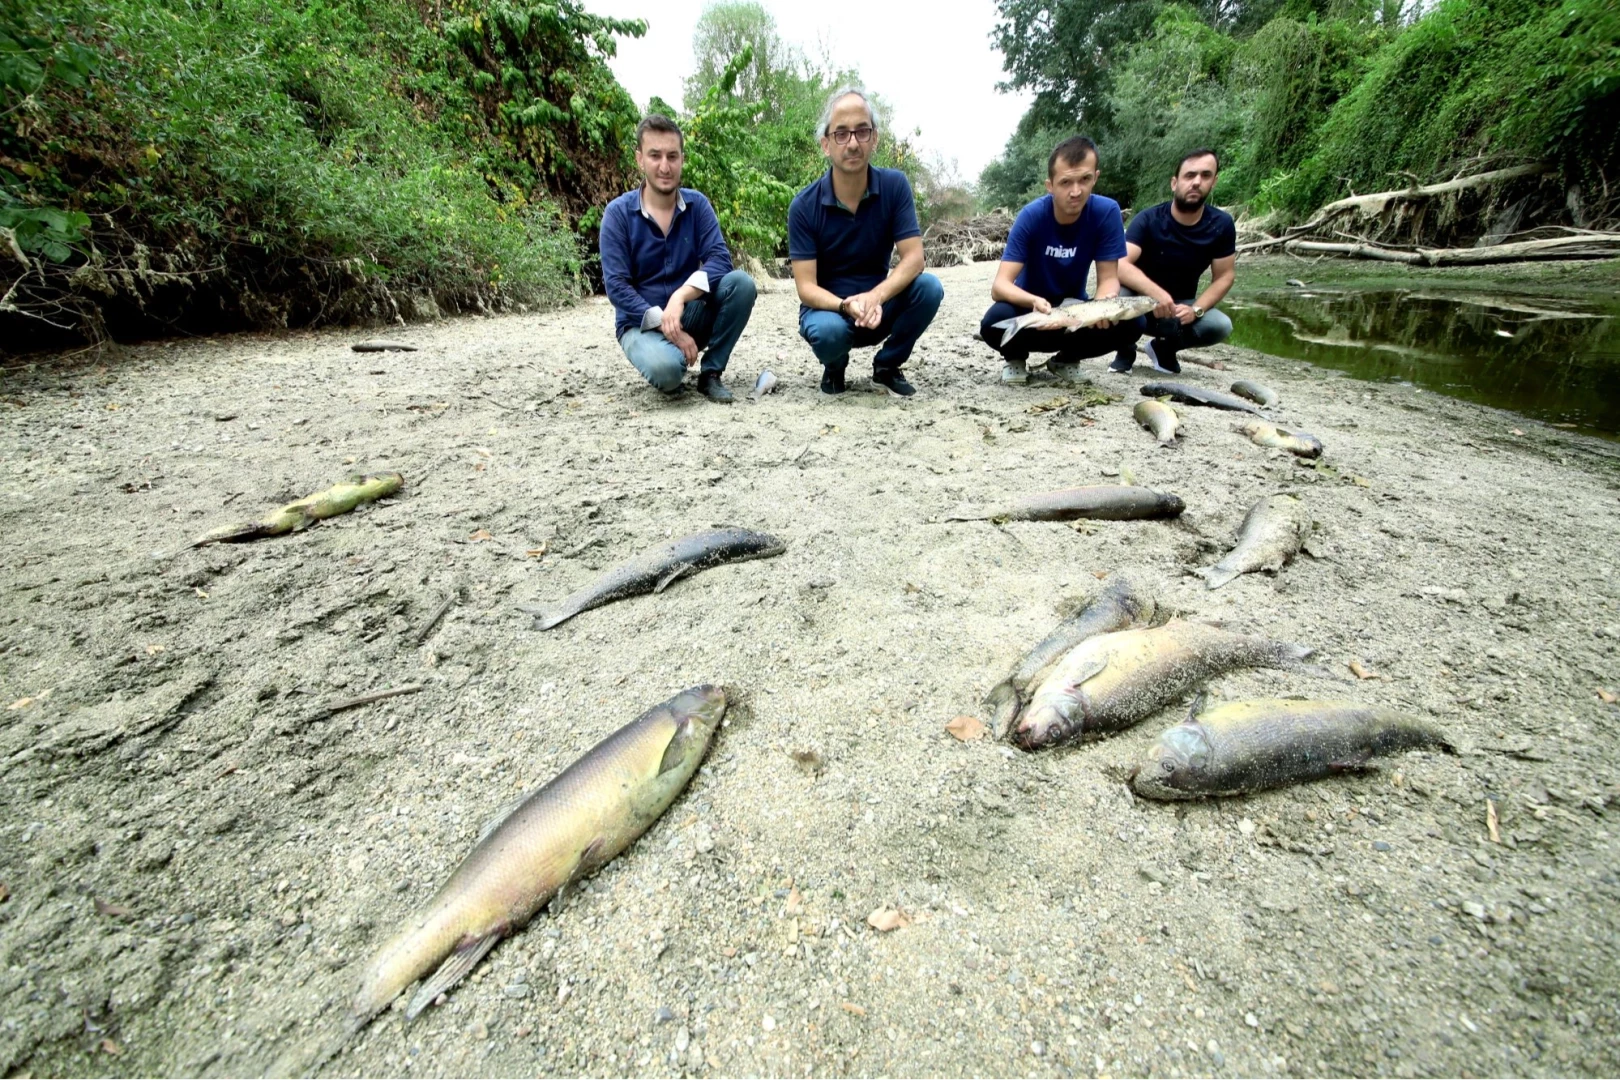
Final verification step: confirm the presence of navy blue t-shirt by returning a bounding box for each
[1125,201,1237,302]
[788,166,921,306]
[1002,193,1126,303]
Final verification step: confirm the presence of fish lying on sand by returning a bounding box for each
[992,295,1158,346]
[945,485,1185,523]
[1133,399,1183,446]
[1195,494,1311,590]
[192,472,403,547]
[1229,380,1279,407]
[1141,382,1264,415]
[520,528,786,630]
[1130,697,1451,799]
[1232,419,1323,458]
[750,370,779,401]
[1010,621,1316,750]
[351,340,419,352]
[983,574,1158,736]
[352,686,726,1023]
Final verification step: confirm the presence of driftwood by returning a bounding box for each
[924,211,1014,267]
[1281,233,1620,266]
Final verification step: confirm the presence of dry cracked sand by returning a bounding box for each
[2,259,1619,1078]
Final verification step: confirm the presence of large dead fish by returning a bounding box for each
[191,472,402,546]
[1229,380,1279,407]
[353,686,725,1023]
[1010,621,1314,750]
[1141,382,1264,415]
[982,573,1158,737]
[1133,399,1183,446]
[1131,697,1451,799]
[992,295,1158,346]
[520,528,786,630]
[945,485,1184,523]
[1232,419,1323,458]
[1195,494,1311,589]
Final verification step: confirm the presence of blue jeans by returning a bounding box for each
[619,269,757,393]
[979,300,1137,362]
[799,272,944,373]
[1119,288,1232,361]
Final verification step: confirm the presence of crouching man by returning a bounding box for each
[599,114,756,402]
[1111,148,1235,374]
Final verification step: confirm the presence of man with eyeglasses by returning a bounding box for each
[979,135,1134,385]
[788,87,943,397]
[599,114,757,402]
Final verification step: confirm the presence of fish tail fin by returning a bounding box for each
[983,682,1021,740]
[517,602,572,630]
[1194,565,1239,590]
[1277,643,1342,680]
[405,931,503,1020]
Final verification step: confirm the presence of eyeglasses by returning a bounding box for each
[829,127,875,145]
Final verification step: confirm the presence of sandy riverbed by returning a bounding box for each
[2,258,1619,1078]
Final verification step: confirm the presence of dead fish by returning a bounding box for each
[1285,278,1306,288]
[750,370,779,401]
[945,485,1184,523]
[983,573,1158,737]
[191,473,402,546]
[519,527,786,630]
[1130,697,1451,799]
[1229,380,1279,407]
[1133,399,1182,446]
[1195,494,1311,590]
[351,685,725,1024]
[992,295,1158,346]
[351,340,418,352]
[1140,382,1264,415]
[1011,621,1315,750]
[1232,419,1323,459]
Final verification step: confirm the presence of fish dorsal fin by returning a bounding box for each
[405,930,503,1020]
[475,793,529,845]
[655,561,695,594]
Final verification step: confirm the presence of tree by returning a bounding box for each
[683,1,799,117]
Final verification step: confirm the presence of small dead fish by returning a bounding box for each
[1133,399,1182,446]
[1285,278,1306,288]
[750,370,779,401]
[519,527,786,630]
[1196,494,1311,590]
[1232,419,1323,458]
[351,340,419,352]
[1141,382,1263,415]
[1131,698,1451,799]
[992,295,1158,346]
[1229,380,1279,407]
[192,473,403,546]
[351,686,725,1023]
[1011,621,1315,749]
[983,573,1158,737]
[945,485,1184,523]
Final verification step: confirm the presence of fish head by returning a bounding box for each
[1010,701,1074,750]
[1131,722,1212,798]
[1158,493,1186,516]
[664,684,727,754]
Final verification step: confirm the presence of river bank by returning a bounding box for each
[2,258,1618,1078]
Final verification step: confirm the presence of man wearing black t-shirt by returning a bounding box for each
[1112,149,1236,374]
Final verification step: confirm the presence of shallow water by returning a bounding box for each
[1226,287,1620,436]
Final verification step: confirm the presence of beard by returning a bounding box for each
[1172,191,1206,213]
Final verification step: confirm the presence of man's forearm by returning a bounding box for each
[990,277,1044,309]
[1196,269,1234,311]
[795,279,845,312]
[1116,261,1171,301]
[875,250,924,304]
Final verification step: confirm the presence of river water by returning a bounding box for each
[1224,287,1620,437]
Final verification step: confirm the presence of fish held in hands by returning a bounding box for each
[992,295,1158,346]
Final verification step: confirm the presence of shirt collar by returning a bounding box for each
[819,167,876,208]
[632,186,687,217]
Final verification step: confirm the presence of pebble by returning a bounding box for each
[1462,901,1487,920]
[503,982,530,999]
[1373,841,1391,852]
[654,1006,677,1024]
[762,1014,776,1031]
[1238,818,1256,837]
[674,1026,691,1053]
[1245,1012,1259,1028]
[1031,1040,1045,1056]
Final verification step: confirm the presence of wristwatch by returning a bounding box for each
[1192,305,1206,319]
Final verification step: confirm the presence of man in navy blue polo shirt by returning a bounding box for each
[788,87,943,398]
[599,114,757,402]
[1111,148,1236,375]
[979,135,1134,385]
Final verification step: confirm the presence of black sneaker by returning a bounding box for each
[872,369,916,397]
[697,372,734,403]
[1108,348,1135,374]
[1145,340,1181,374]
[820,365,847,395]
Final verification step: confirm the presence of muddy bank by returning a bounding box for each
[2,259,1619,1078]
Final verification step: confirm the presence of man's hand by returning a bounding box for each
[660,300,685,343]
[841,292,884,330]
[1031,297,1053,315]
[1153,298,1176,318]
[669,326,699,365]
[1173,303,1198,326]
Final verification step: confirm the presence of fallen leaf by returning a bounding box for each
[1598,688,1617,705]
[525,542,547,558]
[840,1001,867,1017]
[193,587,208,599]
[469,528,493,542]
[782,887,803,918]
[94,898,131,918]
[7,697,33,710]
[945,715,986,742]
[1486,798,1501,844]
[1026,396,1071,415]
[722,946,737,958]
[1348,659,1381,680]
[105,403,120,411]
[100,1038,123,1057]
[866,906,911,933]
[1092,570,1109,579]
[1350,475,1371,488]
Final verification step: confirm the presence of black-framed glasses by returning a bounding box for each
[829,126,875,145]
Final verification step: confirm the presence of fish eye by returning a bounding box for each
[1161,759,1176,774]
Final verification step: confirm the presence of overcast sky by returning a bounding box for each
[582,0,1033,183]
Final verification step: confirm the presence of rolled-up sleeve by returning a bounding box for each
[598,202,650,327]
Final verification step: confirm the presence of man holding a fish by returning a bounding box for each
[979,136,1148,386]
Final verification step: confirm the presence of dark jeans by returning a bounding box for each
[799,272,944,373]
[979,300,1138,362]
[619,269,757,392]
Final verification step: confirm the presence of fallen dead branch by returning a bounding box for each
[307,683,424,723]
[924,212,1014,267]
[1281,233,1620,266]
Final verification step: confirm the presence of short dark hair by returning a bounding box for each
[636,114,684,150]
[1048,136,1099,178]
[1175,148,1219,176]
